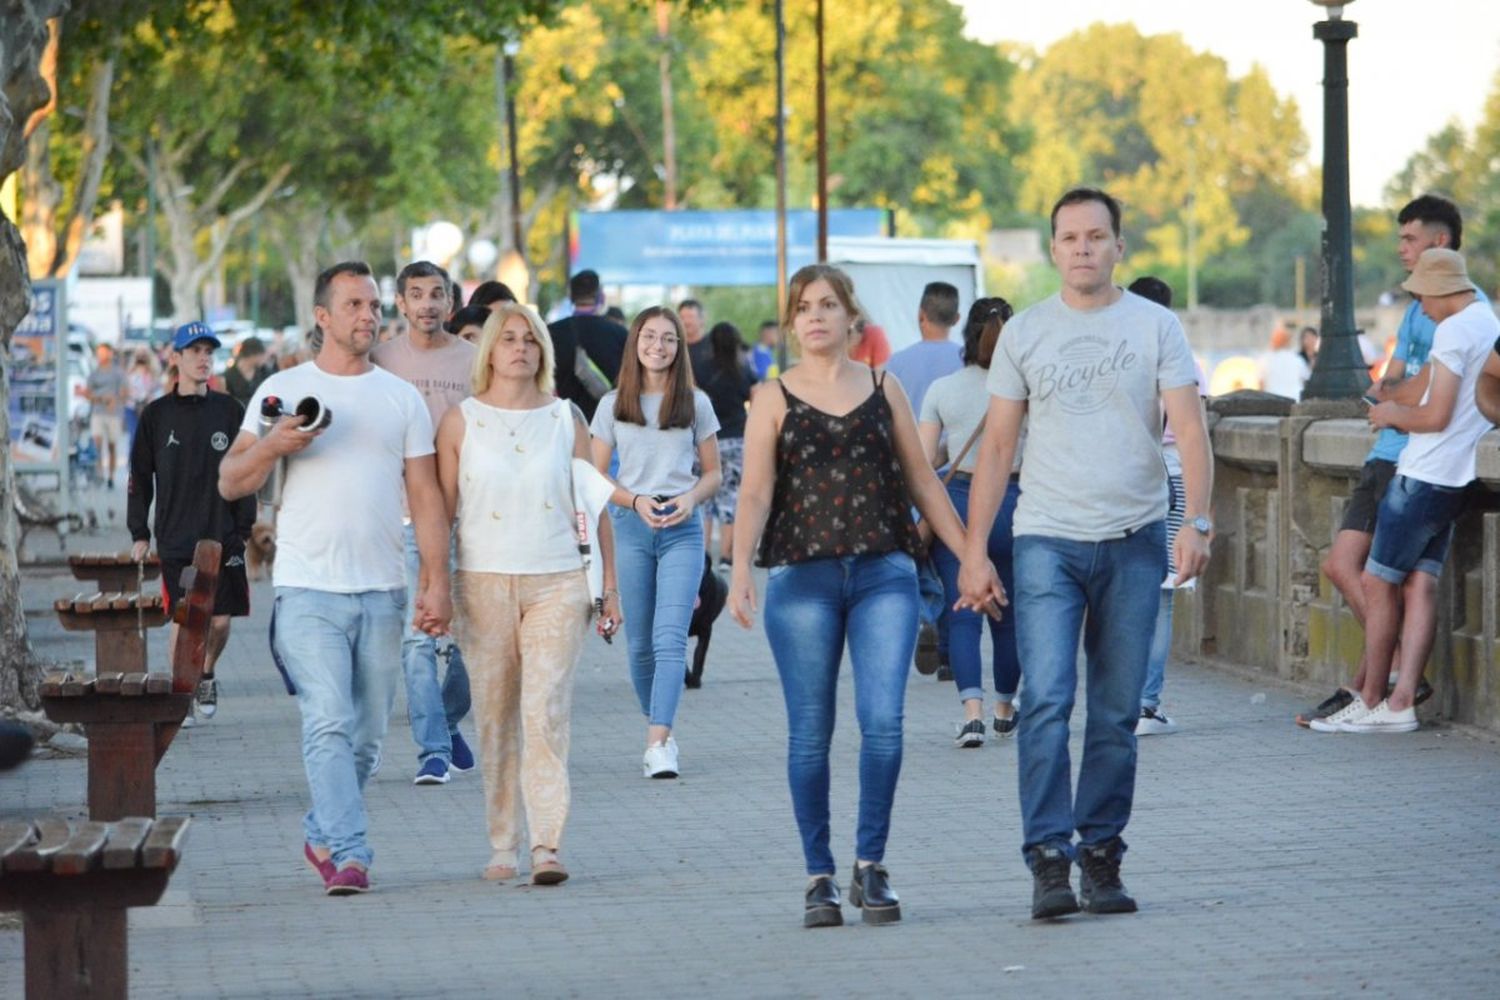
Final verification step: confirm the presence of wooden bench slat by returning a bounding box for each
[4,817,73,872]
[120,672,147,695]
[52,821,111,875]
[0,820,35,860]
[39,671,72,697]
[144,674,172,694]
[141,816,190,869]
[59,673,88,697]
[93,671,126,694]
[100,817,154,869]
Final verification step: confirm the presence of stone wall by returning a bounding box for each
[1178,408,1500,731]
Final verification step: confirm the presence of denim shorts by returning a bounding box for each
[1365,475,1466,584]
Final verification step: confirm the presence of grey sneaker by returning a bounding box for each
[195,677,218,719]
[954,719,986,749]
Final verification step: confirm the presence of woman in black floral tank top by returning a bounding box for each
[728,264,1003,929]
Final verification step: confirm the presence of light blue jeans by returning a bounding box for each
[1013,524,1165,862]
[273,586,405,869]
[609,506,703,727]
[402,522,470,764]
[1142,590,1173,711]
[763,552,918,875]
[1142,472,1184,711]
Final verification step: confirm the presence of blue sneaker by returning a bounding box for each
[413,757,450,785]
[449,730,475,772]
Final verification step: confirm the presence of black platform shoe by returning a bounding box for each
[804,874,843,928]
[848,863,901,925]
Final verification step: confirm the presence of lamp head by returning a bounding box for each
[1309,0,1354,18]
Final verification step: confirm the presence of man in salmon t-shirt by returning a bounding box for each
[372,261,478,786]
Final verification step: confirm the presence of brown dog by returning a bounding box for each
[245,520,277,581]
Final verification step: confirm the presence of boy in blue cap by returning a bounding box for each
[128,321,256,723]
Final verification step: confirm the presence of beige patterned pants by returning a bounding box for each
[456,569,591,866]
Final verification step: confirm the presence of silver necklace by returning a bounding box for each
[477,400,545,452]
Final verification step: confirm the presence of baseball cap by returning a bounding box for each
[172,321,221,351]
[1401,248,1476,298]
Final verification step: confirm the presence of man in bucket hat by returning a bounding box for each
[128,321,257,725]
[1312,248,1499,734]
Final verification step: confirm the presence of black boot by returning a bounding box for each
[848,863,901,925]
[1077,840,1137,915]
[1027,845,1079,920]
[804,874,843,928]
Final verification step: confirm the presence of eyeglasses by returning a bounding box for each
[639,332,680,346]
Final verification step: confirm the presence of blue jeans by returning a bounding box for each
[1142,473,1185,710]
[932,476,1020,704]
[402,522,470,764]
[763,552,918,875]
[610,506,703,727]
[1141,589,1173,710]
[273,586,405,868]
[1012,524,1165,861]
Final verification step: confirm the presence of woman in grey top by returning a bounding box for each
[918,297,1022,746]
[590,307,721,779]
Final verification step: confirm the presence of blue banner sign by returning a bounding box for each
[572,209,888,286]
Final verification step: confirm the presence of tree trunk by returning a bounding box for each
[20,116,61,275]
[1,0,70,712]
[20,42,114,280]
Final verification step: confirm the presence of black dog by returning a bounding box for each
[685,555,728,689]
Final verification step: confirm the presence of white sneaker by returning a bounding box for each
[1339,699,1418,733]
[643,737,679,779]
[1309,695,1373,732]
[1135,706,1179,736]
[180,705,196,729]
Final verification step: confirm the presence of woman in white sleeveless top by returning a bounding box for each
[435,303,622,886]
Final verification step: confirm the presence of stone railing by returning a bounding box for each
[1176,401,1500,731]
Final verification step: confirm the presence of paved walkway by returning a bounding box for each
[4,497,1499,998]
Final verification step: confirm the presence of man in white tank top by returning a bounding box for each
[373,261,478,785]
[220,261,452,896]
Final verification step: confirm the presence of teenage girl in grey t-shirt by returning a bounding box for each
[590,306,720,780]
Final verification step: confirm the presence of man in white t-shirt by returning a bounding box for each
[1313,248,1499,734]
[219,261,452,896]
[373,261,477,786]
[956,188,1212,921]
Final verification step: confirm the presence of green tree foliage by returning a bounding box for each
[1383,68,1500,297]
[1011,23,1316,302]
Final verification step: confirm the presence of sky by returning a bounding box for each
[954,0,1500,207]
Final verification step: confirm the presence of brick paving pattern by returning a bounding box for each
[4,505,1498,998]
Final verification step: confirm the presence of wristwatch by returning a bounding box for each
[1190,516,1213,536]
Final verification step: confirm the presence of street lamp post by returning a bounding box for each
[1301,0,1367,400]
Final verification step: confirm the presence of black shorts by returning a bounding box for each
[161,544,251,618]
[1338,459,1397,535]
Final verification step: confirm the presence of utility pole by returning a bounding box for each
[775,0,789,371]
[656,1,679,210]
[815,0,828,261]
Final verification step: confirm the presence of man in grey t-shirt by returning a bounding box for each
[957,187,1213,920]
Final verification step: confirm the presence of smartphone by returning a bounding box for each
[1360,394,1379,407]
[651,494,678,516]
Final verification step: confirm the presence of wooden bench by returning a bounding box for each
[69,551,162,594]
[40,541,221,820]
[0,815,189,1000]
[53,590,168,675]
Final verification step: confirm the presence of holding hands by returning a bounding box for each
[954,555,1009,621]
